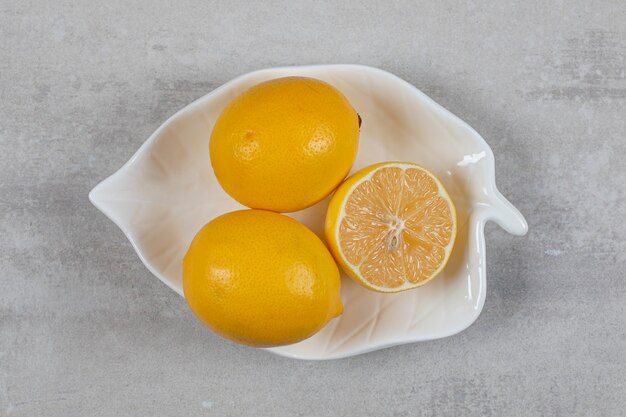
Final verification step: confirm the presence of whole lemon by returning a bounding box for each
[210,76,360,212]
[183,209,343,347]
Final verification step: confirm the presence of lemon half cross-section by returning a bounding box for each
[325,162,457,293]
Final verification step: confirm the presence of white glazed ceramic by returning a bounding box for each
[90,65,527,360]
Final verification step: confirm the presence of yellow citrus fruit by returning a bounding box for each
[325,162,457,293]
[183,209,342,347]
[210,76,360,212]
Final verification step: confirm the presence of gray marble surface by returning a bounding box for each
[1,1,625,416]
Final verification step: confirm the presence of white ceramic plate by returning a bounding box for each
[90,65,527,360]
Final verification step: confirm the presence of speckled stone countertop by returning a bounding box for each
[1,1,624,416]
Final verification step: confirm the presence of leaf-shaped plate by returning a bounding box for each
[90,65,527,360]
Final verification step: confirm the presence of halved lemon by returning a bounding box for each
[325,162,457,293]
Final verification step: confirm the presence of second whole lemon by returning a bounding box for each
[210,76,360,212]
[183,209,343,347]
